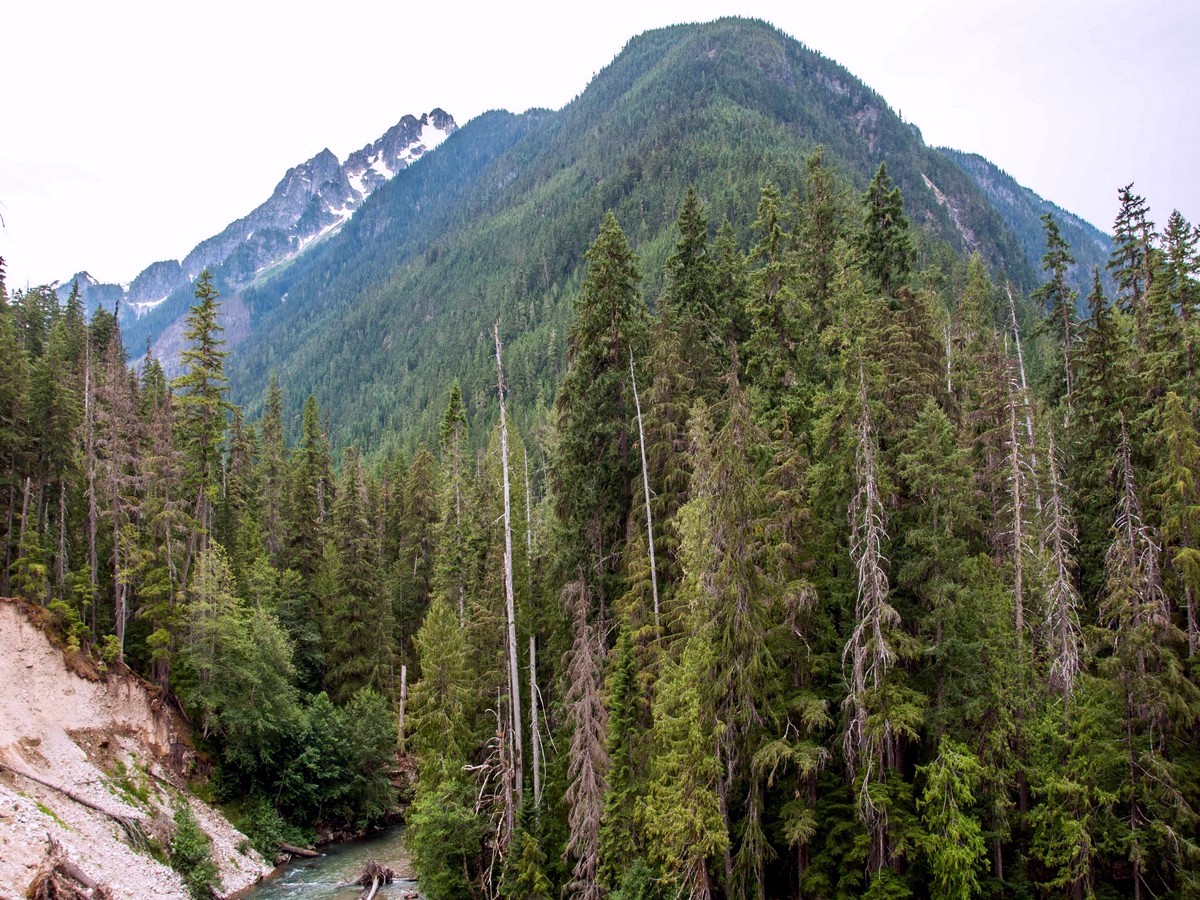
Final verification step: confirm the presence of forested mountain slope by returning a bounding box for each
[223,17,1103,450]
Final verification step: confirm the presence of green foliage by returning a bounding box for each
[169,800,219,899]
[177,547,299,778]
[858,162,913,298]
[5,24,1200,897]
[501,829,554,900]
[406,763,485,900]
[916,740,987,900]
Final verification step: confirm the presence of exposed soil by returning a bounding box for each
[0,598,272,899]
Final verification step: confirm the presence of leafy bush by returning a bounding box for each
[170,800,219,899]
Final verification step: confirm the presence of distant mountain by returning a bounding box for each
[60,19,1114,451]
[216,18,1111,451]
[63,109,456,354]
[942,148,1113,300]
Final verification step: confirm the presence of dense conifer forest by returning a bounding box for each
[3,153,1199,898]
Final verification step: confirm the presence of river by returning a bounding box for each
[241,827,419,898]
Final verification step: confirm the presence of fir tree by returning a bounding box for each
[1107,183,1156,328]
[553,211,647,596]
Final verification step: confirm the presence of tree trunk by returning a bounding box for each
[398,664,408,753]
[494,324,524,803]
[630,351,659,631]
[530,634,542,808]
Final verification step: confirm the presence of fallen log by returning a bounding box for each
[0,761,148,849]
[26,835,113,899]
[333,859,395,897]
[278,841,320,858]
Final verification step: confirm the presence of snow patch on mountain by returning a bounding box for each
[63,109,457,322]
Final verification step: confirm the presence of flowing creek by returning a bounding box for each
[241,827,419,899]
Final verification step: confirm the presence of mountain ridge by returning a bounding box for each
[62,109,456,329]
[57,18,1111,448]
[220,17,1111,451]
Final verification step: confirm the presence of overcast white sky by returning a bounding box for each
[2,0,1196,290]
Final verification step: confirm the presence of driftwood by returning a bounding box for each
[0,761,148,849]
[334,859,395,899]
[278,841,320,858]
[26,835,113,899]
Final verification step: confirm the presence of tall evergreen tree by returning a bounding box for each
[1033,213,1079,406]
[171,270,229,554]
[1107,183,1156,328]
[858,162,913,299]
[553,211,647,597]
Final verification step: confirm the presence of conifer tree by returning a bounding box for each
[712,218,750,349]
[97,327,142,658]
[795,145,846,324]
[916,740,988,899]
[435,381,471,625]
[1107,183,1156,328]
[324,446,393,702]
[562,579,609,900]
[1033,213,1078,406]
[1101,419,1200,897]
[171,270,229,554]
[257,375,288,564]
[287,395,329,580]
[553,211,647,597]
[0,297,31,595]
[858,162,913,299]
[842,368,922,880]
[662,186,722,396]
[1041,427,1083,703]
[641,624,726,899]
[1153,392,1200,657]
[1072,271,1134,600]
[1162,210,1199,390]
[744,181,803,422]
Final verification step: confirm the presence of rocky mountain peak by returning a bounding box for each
[64,110,457,324]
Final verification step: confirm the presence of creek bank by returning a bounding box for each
[237,825,418,898]
[0,597,272,899]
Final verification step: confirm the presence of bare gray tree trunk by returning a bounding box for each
[1041,426,1082,703]
[494,323,524,804]
[398,663,408,753]
[630,350,659,631]
[1007,376,1028,643]
[530,634,543,808]
[58,482,67,600]
[85,340,98,632]
[842,366,900,875]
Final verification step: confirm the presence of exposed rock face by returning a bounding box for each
[64,109,456,319]
[0,599,271,899]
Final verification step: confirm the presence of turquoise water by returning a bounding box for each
[242,827,418,898]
